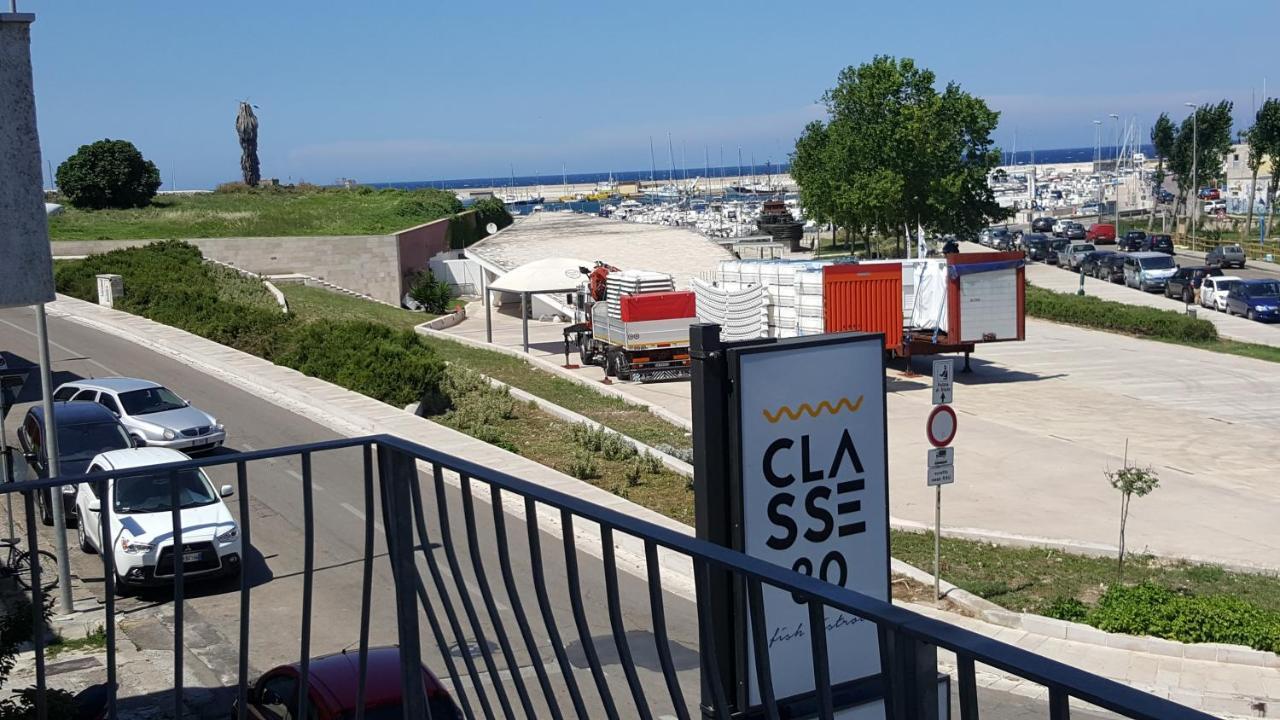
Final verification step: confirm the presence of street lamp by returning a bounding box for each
[1093,120,1103,223]
[1110,113,1121,230]
[1185,102,1198,246]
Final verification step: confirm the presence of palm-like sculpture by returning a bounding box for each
[236,101,260,187]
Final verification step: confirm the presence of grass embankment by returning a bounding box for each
[48,185,463,240]
[279,286,691,454]
[1026,284,1280,364]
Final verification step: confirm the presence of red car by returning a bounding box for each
[239,647,462,719]
[1085,223,1116,244]
[1198,188,1221,200]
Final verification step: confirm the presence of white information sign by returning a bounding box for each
[931,358,954,405]
[927,465,955,486]
[927,447,953,468]
[734,335,888,705]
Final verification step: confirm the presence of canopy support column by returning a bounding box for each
[484,275,492,344]
[521,292,529,353]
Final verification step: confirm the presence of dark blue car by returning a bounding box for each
[16,401,133,525]
[1225,279,1280,322]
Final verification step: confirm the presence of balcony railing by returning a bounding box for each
[4,434,1213,720]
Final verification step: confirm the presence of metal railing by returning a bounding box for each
[4,434,1214,719]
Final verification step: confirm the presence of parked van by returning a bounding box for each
[1123,252,1178,292]
[1085,223,1116,244]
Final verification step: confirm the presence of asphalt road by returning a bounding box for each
[0,306,1113,718]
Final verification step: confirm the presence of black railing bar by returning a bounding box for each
[166,467,184,719]
[378,434,1212,718]
[430,467,518,719]
[806,601,834,720]
[599,526,654,720]
[956,654,978,720]
[877,626,898,720]
[487,485,565,720]
[559,510,621,720]
[408,472,495,720]
[642,538,690,720]
[521,496,590,720]
[354,446,374,720]
[234,461,250,720]
[458,474,539,718]
[28,435,375,492]
[297,451,315,720]
[1050,686,1070,720]
[691,558,731,720]
[746,578,780,720]
[22,490,47,720]
[377,448,429,720]
[96,477,118,720]
[413,573,479,720]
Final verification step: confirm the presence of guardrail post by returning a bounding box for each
[882,629,940,720]
[690,323,738,717]
[377,442,429,720]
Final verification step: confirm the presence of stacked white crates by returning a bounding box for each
[711,259,834,339]
[605,270,675,319]
[794,265,826,336]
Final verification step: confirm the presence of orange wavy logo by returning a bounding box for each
[761,395,864,424]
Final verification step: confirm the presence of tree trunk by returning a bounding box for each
[1117,492,1129,578]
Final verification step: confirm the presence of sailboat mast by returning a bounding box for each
[667,133,676,184]
[737,147,743,187]
[649,136,657,182]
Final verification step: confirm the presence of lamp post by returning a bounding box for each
[1093,120,1103,223]
[1110,113,1121,231]
[1185,102,1198,248]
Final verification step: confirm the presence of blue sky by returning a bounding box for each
[21,0,1278,188]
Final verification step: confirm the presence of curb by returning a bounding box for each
[418,306,467,331]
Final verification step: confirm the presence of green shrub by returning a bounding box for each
[1025,285,1217,342]
[565,452,600,480]
[55,138,162,209]
[600,432,637,462]
[408,271,455,313]
[639,451,664,474]
[570,423,608,452]
[623,459,644,487]
[437,366,518,432]
[470,197,513,237]
[1041,596,1088,623]
[1086,583,1280,652]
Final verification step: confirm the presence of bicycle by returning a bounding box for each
[0,537,58,594]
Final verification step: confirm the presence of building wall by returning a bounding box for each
[395,217,451,297]
[51,235,404,304]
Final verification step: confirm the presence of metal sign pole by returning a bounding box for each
[1,425,12,540]
[36,304,74,611]
[934,485,941,601]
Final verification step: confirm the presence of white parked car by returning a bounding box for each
[1051,219,1071,237]
[53,378,225,453]
[1201,275,1242,312]
[75,447,240,594]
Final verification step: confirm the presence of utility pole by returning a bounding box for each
[1185,102,1199,246]
[1094,120,1103,223]
[1111,113,1121,230]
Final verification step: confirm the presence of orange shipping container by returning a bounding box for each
[822,264,903,350]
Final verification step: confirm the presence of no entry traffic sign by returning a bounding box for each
[926,404,957,448]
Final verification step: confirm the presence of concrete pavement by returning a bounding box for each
[451,298,1280,573]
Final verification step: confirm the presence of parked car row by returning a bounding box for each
[15,377,233,594]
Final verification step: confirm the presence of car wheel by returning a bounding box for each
[113,572,132,598]
[1248,309,1257,321]
[1163,286,1172,298]
[77,520,95,554]
[604,351,618,378]
[1140,281,1147,292]
[38,490,52,527]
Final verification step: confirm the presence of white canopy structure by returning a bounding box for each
[484,257,589,352]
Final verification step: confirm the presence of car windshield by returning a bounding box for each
[1245,281,1280,298]
[1075,244,1095,252]
[112,468,218,514]
[1226,245,1243,253]
[118,387,188,416]
[1139,256,1176,270]
[57,422,131,463]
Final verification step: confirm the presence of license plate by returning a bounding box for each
[182,552,201,563]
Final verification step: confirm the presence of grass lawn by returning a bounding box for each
[892,531,1280,616]
[282,287,692,454]
[48,186,461,240]
[280,284,433,331]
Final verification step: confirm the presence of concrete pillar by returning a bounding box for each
[0,12,55,309]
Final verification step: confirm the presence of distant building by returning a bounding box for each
[1223,143,1273,185]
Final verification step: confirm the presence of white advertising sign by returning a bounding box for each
[734,335,889,705]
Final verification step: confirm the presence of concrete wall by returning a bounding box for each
[395,217,451,297]
[52,235,404,305]
[0,14,55,308]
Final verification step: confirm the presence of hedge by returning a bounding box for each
[54,241,447,407]
[1025,284,1218,343]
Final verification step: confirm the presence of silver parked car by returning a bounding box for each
[52,378,225,453]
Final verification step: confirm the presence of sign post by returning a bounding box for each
[927,360,957,601]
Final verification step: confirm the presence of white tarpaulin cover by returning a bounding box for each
[908,261,949,332]
[488,257,589,294]
[692,277,767,341]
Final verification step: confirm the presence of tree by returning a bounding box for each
[1250,98,1280,236]
[54,139,161,210]
[471,196,513,235]
[1105,448,1160,578]
[1148,114,1176,229]
[1166,102,1234,223]
[790,56,1008,253]
[236,101,260,187]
